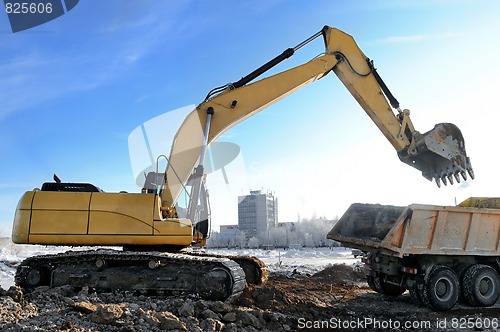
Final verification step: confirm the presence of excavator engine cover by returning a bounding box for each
[399,123,473,187]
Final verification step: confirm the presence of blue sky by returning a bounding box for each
[1,0,500,234]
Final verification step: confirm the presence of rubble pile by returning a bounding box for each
[0,284,295,331]
[1,264,495,331]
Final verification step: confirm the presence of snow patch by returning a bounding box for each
[0,238,360,289]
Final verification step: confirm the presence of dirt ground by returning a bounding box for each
[1,264,499,331]
[238,265,500,331]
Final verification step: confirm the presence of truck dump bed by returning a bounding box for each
[327,202,500,257]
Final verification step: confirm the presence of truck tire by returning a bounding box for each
[372,273,405,296]
[455,264,470,304]
[420,265,459,311]
[462,264,500,307]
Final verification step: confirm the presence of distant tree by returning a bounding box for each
[278,216,339,247]
[304,232,314,247]
[247,236,259,248]
[207,216,339,249]
[206,231,220,248]
[236,231,247,248]
[262,227,287,248]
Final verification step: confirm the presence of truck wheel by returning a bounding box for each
[420,265,459,311]
[462,264,500,307]
[372,273,405,296]
[455,264,471,303]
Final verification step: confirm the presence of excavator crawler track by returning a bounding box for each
[186,252,268,285]
[15,249,247,302]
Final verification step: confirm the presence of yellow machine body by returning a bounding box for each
[12,190,195,247]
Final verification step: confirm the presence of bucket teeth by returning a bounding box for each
[461,171,467,181]
[442,175,448,186]
[433,165,474,188]
[467,167,475,180]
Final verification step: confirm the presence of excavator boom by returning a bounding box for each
[162,26,473,209]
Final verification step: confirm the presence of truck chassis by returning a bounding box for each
[328,202,500,311]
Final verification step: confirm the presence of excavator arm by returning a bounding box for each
[161,26,473,211]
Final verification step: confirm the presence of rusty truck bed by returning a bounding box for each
[327,202,500,257]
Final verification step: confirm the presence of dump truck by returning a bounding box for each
[327,198,500,311]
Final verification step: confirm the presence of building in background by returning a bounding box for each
[238,190,278,238]
[219,224,239,242]
[220,225,239,233]
[216,224,240,247]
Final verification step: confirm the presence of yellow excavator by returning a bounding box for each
[11,26,473,301]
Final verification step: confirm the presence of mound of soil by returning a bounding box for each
[311,264,365,283]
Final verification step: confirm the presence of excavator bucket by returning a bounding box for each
[398,123,473,187]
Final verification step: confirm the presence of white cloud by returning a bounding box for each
[0,44,121,119]
[377,32,455,44]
